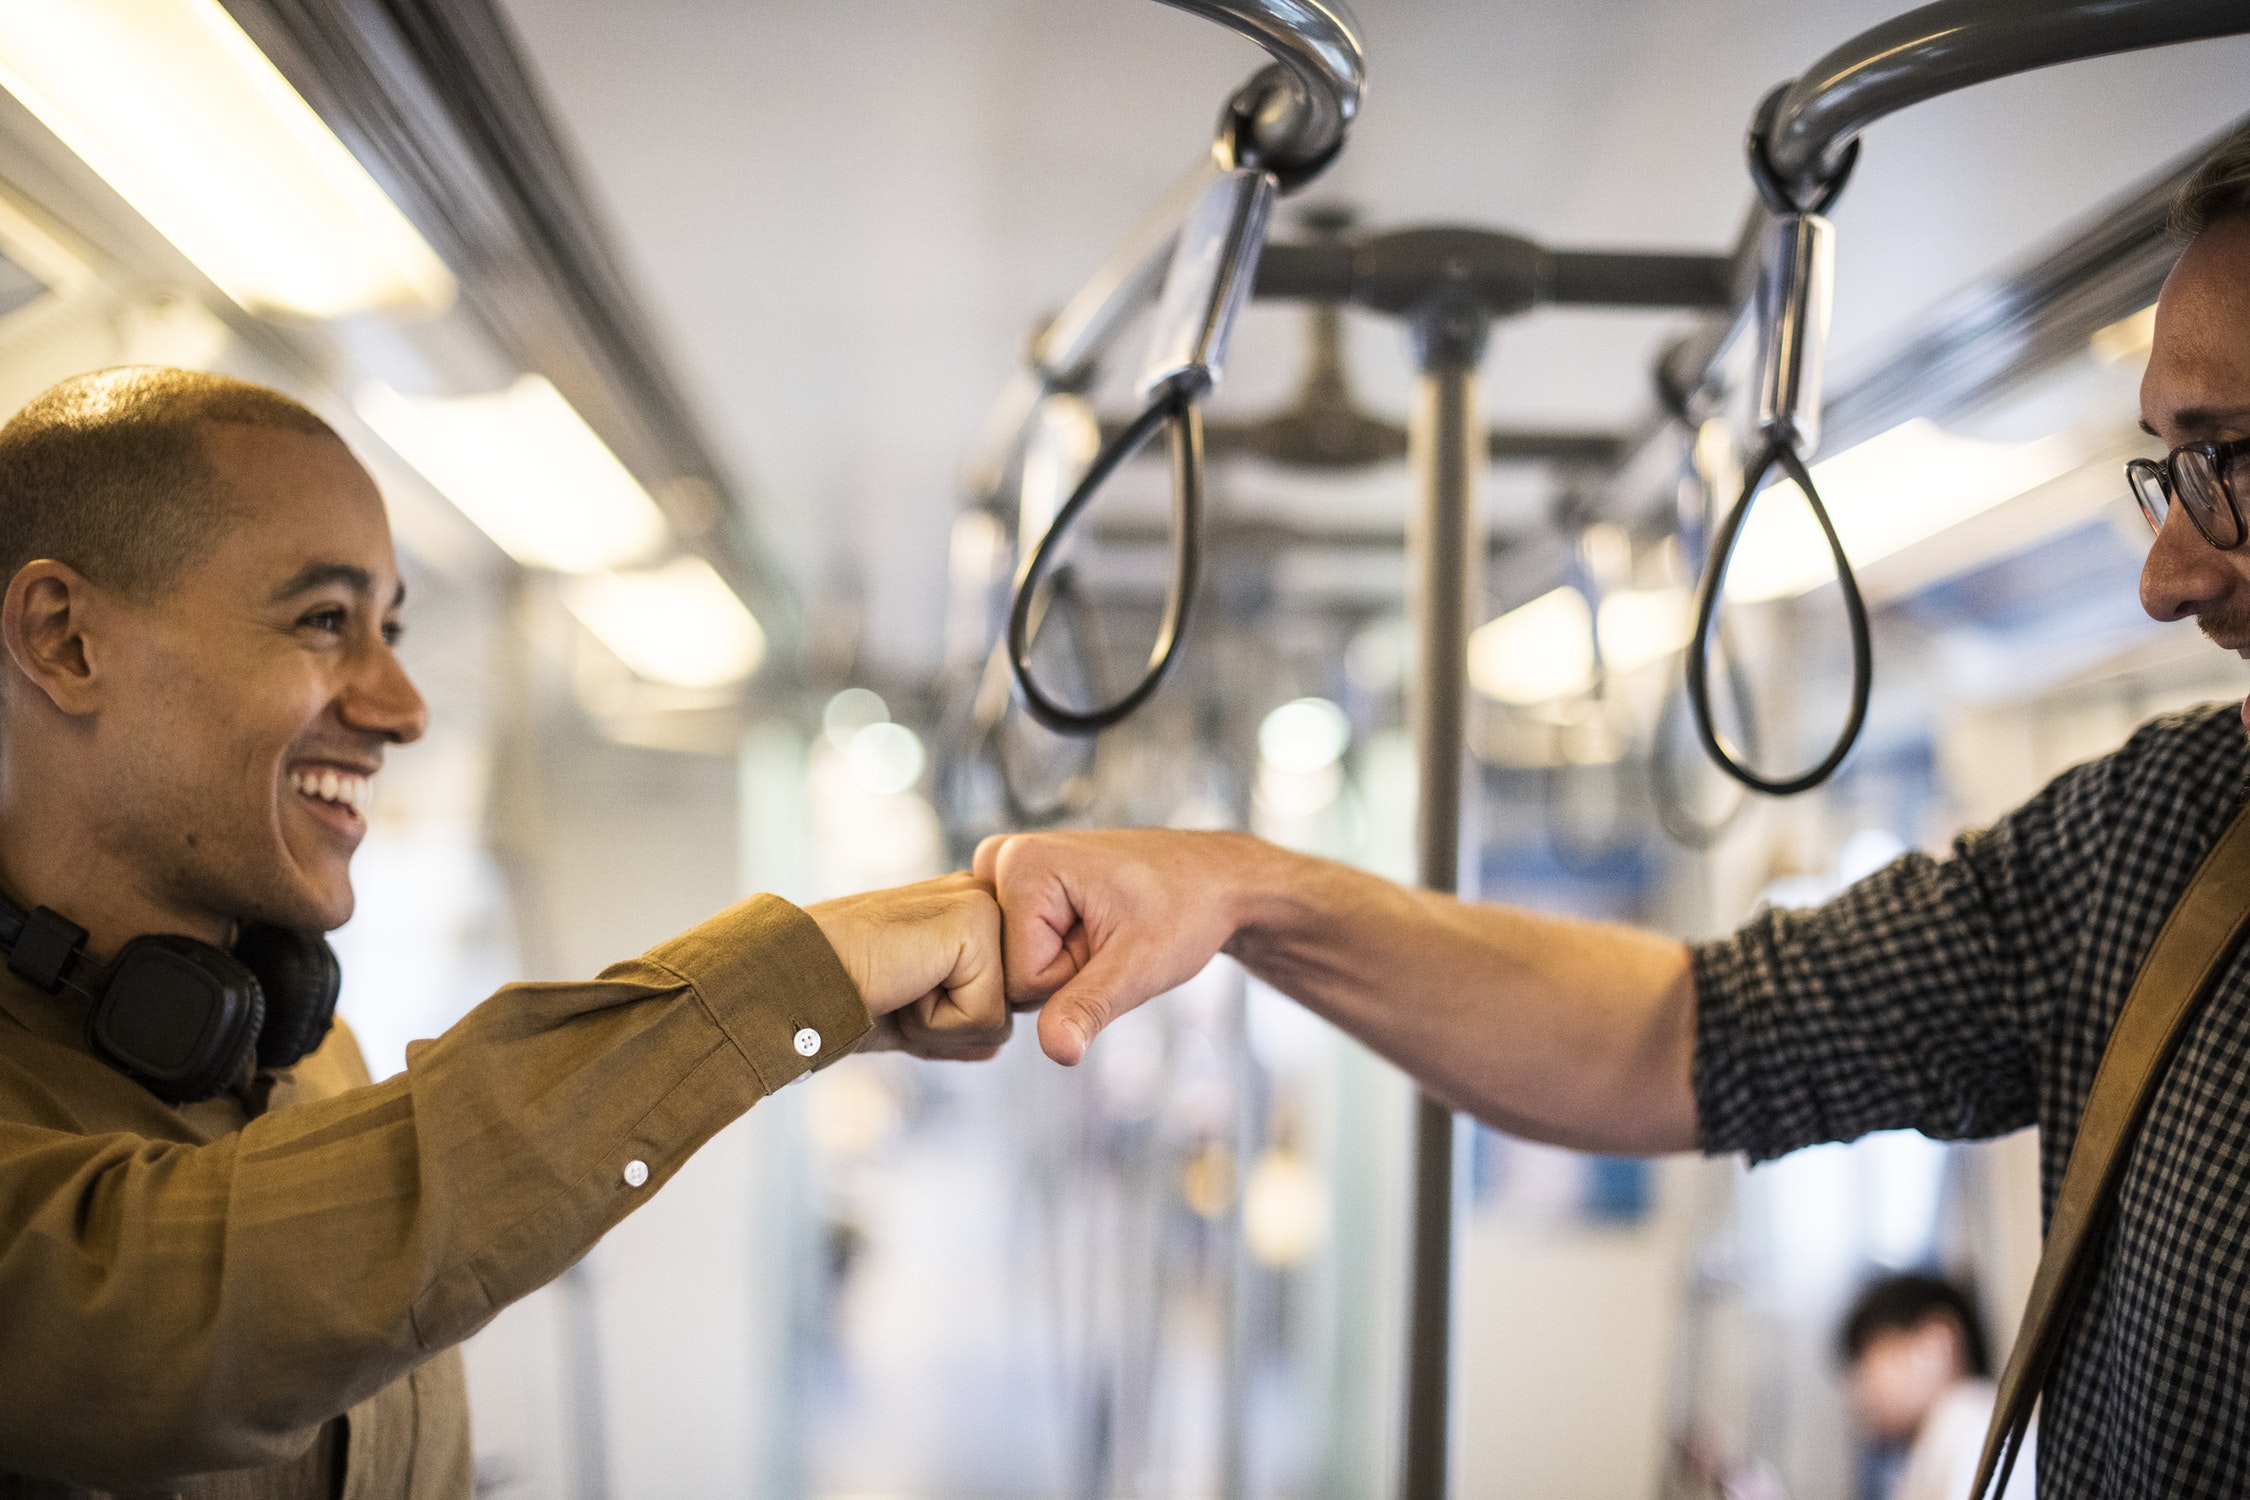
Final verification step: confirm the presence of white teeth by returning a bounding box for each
[293,769,370,814]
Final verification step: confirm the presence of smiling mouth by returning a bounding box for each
[291,766,372,817]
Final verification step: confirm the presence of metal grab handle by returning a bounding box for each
[1008,393,1205,734]
[1683,203,1874,795]
[1658,3,2250,446]
[1032,162,1222,392]
[1157,0,1364,172]
[1138,167,1279,401]
[1673,0,2250,794]
[988,0,1363,738]
[1760,0,2250,209]
[1753,212,1834,451]
[1685,440,1873,796]
[1005,165,1274,733]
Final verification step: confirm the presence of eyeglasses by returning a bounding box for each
[2129,437,2250,549]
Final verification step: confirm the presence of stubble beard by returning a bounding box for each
[2197,600,2250,656]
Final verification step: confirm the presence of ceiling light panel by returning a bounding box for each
[563,557,767,689]
[1721,420,2085,603]
[1468,585,1695,706]
[359,377,671,574]
[0,0,455,319]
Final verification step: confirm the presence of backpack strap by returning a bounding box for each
[1973,796,2250,1498]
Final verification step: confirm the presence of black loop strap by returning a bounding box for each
[1684,438,1872,797]
[1008,391,1203,735]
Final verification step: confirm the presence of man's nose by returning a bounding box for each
[2140,504,2237,623]
[341,644,431,745]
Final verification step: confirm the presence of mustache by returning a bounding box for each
[2197,602,2250,653]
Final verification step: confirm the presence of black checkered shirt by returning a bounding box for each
[1693,702,2250,1497]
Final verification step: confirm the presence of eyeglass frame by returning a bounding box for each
[2128,435,2250,550]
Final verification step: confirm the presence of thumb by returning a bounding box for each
[1036,939,1143,1067]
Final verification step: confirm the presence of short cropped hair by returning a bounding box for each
[2173,123,2250,239]
[0,366,338,598]
[1839,1273,1991,1377]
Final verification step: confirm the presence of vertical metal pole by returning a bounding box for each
[1218,965,1259,1500]
[1399,300,1489,1500]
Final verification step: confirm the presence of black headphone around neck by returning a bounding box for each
[0,894,340,1105]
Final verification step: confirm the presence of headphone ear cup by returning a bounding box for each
[89,935,265,1105]
[234,925,341,1071]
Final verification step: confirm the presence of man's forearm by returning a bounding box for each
[0,896,867,1483]
[1214,835,1700,1154]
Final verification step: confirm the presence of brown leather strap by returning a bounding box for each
[1972,797,2250,1499]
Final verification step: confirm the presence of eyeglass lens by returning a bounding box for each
[2128,450,2246,547]
[2130,461,2170,535]
[2175,448,2245,547]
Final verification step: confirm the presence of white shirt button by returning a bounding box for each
[622,1159,649,1188]
[793,1027,822,1058]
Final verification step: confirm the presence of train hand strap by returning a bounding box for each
[1972,794,2250,1499]
[1007,393,1204,735]
[1683,437,1871,796]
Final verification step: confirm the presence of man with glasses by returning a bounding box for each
[980,129,2250,1492]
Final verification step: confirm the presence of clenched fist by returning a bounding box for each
[807,872,1011,1061]
[974,828,1268,1065]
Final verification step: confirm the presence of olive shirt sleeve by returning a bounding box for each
[1690,729,2131,1162]
[0,893,868,1487]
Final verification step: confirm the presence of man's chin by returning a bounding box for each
[238,879,353,937]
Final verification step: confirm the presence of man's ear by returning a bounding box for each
[2,560,108,716]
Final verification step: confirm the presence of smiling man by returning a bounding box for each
[0,367,1010,1496]
[980,132,2250,1492]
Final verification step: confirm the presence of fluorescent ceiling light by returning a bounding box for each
[1719,419,2081,603]
[1472,587,1593,705]
[1468,585,1693,705]
[562,557,766,689]
[0,0,455,319]
[359,377,670,573]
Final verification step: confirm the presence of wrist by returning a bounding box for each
[1207,830,1298,959]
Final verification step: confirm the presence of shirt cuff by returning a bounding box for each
[1689,920,1800,1163]
[640,893,871,1093]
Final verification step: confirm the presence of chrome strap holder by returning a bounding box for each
[1751,210,1834,456]
[1135,166,1279,404]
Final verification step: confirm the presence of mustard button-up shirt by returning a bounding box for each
[0,893,869,1498]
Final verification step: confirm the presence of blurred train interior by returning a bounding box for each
[1,2,2245,1496]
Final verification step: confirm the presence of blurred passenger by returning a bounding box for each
[0,367,1011,1494]
[1841,1275,2028,1500]
[979,125,2250,1494]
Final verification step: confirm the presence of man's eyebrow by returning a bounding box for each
[268,562,402,609]
[2156,405,2250,440]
